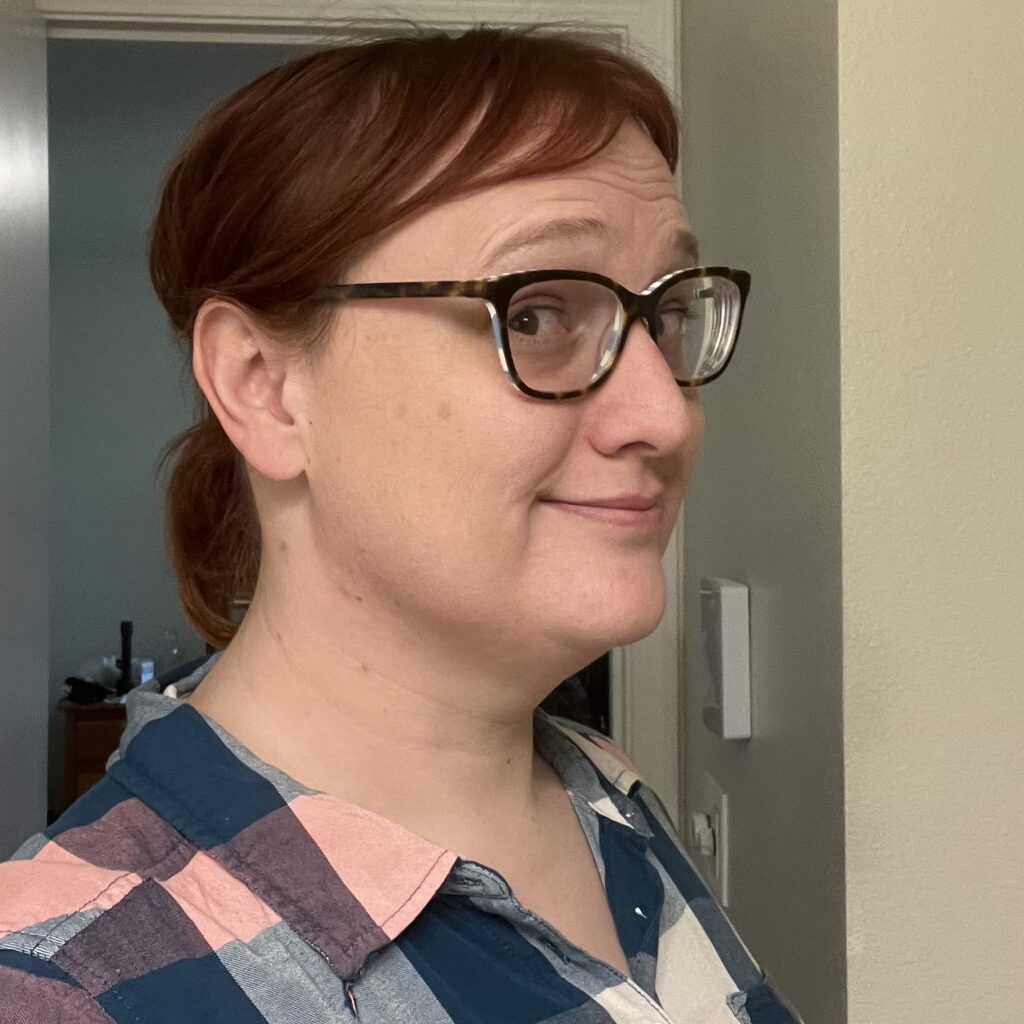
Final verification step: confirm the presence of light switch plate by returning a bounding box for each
[689,771,729,906]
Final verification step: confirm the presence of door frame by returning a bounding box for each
[1,0,50,855]
[36,0,684,822]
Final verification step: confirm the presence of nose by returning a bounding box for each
[584,318,699,459]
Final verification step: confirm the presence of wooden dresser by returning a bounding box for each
[57,698,127,809]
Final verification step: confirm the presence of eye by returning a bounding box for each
[655,306,696,338]
[508,303,566,337]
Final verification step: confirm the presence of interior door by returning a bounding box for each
[0,0,50,857]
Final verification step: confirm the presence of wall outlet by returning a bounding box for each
[688,771,729,906]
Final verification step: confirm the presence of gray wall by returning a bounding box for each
[0,2,49,859]
[46,39,297,811]
[678,4,846,1022]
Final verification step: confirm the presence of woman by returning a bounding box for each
[0,26,798,1024]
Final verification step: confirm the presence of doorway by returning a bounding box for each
[42,11,683,824]
[46,36,614,812]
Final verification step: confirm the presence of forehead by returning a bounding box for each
[351,121,693,282]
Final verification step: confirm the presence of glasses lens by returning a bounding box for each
[655,274,742,383]
[505,279,623,394]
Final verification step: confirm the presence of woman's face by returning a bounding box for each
[295,120,704,666]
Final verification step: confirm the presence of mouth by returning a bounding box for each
[537,496,663,530]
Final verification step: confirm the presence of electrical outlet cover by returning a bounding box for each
[701,771,729,906]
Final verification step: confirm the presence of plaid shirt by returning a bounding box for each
[1,655,800,1023]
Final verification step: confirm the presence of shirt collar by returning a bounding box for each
[108,653,650,981]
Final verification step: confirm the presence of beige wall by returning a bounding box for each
[680,2,1024,1022]
[839,4,1024,1021]
[678,3,846,1022]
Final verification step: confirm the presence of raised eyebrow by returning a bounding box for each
[481,219,701,275]
[482,217,609,272]
[668,228,701,269]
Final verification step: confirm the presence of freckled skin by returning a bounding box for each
[185,120,705,866]
[296,120,703,662]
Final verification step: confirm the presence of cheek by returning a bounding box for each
[310,352,553,551]
[307,312,579,565]
[311,311,478,467]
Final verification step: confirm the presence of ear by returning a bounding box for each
[191,299,308,482]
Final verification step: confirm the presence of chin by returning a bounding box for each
[562,570,668,651]
[525,536,669,652]
[600,604,666,649]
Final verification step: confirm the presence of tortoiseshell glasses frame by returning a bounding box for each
[312,266,751,401]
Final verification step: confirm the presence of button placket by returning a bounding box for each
[493,882,676,1024]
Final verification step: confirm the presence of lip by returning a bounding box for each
[539,496,663,529]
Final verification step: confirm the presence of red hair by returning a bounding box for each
[152,25,679,648]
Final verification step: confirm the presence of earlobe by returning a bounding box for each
[191,299,307,482]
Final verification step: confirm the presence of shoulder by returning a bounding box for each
[0,783,146,956]
[2,774,284,1022]
[0,822,125,1022]
[0,776,196,1018]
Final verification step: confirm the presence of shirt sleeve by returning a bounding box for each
[0,954,115,1024]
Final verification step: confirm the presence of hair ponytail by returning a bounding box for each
[157,409,260,649]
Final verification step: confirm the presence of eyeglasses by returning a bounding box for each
[313,266,751,400]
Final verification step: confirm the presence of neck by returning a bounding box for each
[184,567,580,859]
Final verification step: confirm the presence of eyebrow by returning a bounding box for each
[482,216,701,274]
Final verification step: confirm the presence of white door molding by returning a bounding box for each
[37,0,683,823]
[1,0,50,855]
[36,0,677,72]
